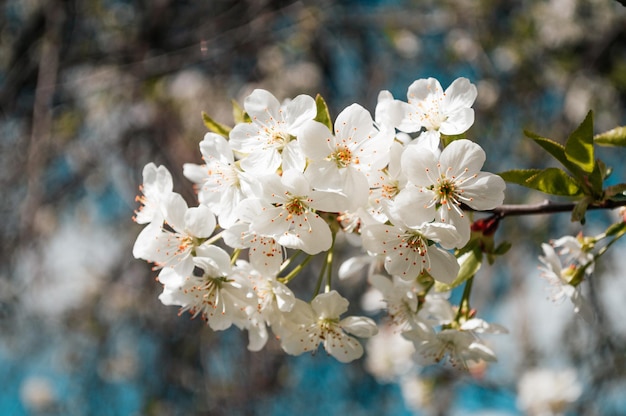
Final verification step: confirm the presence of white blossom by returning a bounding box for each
[517,368,583,416]
[394,139,506,246]
[361,220,461,284]
[133,162,174,225]
[538,243,594,322]
[395,77,477,136]
[133,193,216,277]
[276,291,378,363]
[158,245,256,332]
[248,170,340,255]
[229,89,316,174]
[299,103,393,211]
[183,132,260,228]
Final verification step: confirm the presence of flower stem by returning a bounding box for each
[278,254,314,284]
[313,233,337,298]
[456,275,475,323]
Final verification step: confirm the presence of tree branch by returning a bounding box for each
[478,199,626,219]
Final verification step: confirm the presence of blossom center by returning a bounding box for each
[330,146,353,168]
[285,197,307,216]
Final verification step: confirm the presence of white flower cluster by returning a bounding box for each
[132,77,507,364]
[538,235,595,322]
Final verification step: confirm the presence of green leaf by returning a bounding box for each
[314,94,333,131]
[565,110,594,173]
[524,130,571,168]
[498,169,543,186]
[202,111,231,136]
[231,99,250,124]
[500,168,582,196]
[435,246,482,292]
[525,168,583,196]
[594,126,626,147]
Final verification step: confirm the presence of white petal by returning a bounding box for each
[443,77,477,113]
[439,139,485,176]
[407,78,443,102]
[426,247,460,285]
[401,144,439,186]
[340,316,378,338]
[229,122,264,153]
[281,140,306,173]
[240,147,282,174]
[132,223,162,260]
[285,94,317,130]
[393,187,437,227]
[462,172,506,210]
[244,89,281,123]
[440,108,474,135]
[199,132,234,164]
[162,193,188,233]
[375,91,405,128]
[324,333,364,363]
[312,290,349,319]
[334,104,374,144]
[184,205,216,238]
[157,267,185,288]
[299,120,334,160]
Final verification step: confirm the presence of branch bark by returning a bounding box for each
[478,198,626,219]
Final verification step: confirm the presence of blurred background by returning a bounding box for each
[1,0,626,414]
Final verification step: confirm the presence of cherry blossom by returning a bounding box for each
[158,245,256,332]
[132,192,216,277]
[361,219,461,284]
[299,103,393,211]
[133,163,174,225]
[394,139,506,246]
[395,77,478,136]
[247,170,341,255]
[403,321,498,369]
[183,132,260,228]
[538,243,594,322]
[276,290,378,363]
[229,89,316,174]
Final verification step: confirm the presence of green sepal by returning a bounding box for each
[565,110,594,174]
[202,111,231,136]
[605,221,626,238]
[314,94,333,131]
[435,245,482,292]
[487,241,512,265]
[441,133,466,148]
[567,265,588,287]
[231,99,251,124]
[594,126,626,147]
[571,196,593,224]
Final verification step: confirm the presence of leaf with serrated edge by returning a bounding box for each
[594,126,626,147]
[525,168,582,196]
[498,169,543,186]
